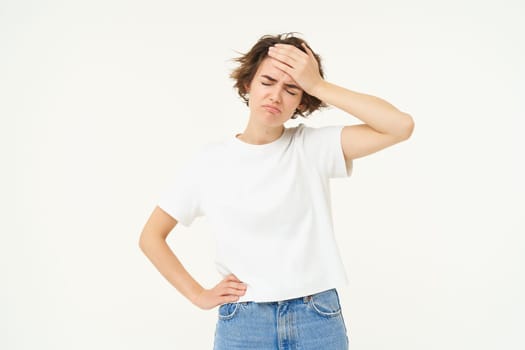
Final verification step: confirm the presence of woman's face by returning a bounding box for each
[246,57,303,127]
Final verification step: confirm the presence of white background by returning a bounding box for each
[3,0,524,349]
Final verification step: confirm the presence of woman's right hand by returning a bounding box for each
[192,274,247,310]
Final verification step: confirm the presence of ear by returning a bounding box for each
[297,104,306,112]
[244,82,250,93]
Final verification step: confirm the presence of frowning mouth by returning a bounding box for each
[262,104,281,114]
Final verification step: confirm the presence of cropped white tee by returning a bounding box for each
[158,123,352,302]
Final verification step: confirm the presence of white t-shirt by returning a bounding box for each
[158,123,352,302]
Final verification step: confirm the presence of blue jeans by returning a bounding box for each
[213,288,349,350]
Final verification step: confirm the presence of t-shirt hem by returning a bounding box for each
[236,279,349,303]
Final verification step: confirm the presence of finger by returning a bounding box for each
[270,58,293,75]
[225,280,247,290]
[224,274,241,282]
[273,43,306,58]
[301,42,315,59]
[222,275,247,291]
[236,280,248,287]
[268,47,296,68]
[271,44,308,64]
[223,286,246,296]
[274,43,307,60]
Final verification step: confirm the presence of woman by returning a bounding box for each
[139,33,414,349]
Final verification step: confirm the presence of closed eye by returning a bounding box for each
[261,81,298,95]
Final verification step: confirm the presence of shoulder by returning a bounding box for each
[290,122,343,140]
[288,122,307,139]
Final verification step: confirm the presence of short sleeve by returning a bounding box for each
[158,154,204,227]
[302,124,352,178]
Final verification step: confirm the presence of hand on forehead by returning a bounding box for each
[259,57,299,85]
[269,43,308,64]
[266,42,322,95]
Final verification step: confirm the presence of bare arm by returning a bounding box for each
[315,81,414,160]
[268,43,414,161]
[139,206,246,309]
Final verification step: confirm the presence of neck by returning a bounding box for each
[237,121,285,145]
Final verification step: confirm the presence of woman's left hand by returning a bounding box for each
[267,43,324,96]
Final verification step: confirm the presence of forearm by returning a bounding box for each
[313,80,413,139]
[139,234,204,304]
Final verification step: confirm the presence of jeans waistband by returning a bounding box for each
[252,288,334,305]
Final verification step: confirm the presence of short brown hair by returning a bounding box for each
[230,33,327,119]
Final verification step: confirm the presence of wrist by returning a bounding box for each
[188,284,205,305]
[309,79,328,99]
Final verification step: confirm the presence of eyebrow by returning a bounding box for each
[261,75,301,90]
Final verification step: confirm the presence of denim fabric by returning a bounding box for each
[213,288,349,350]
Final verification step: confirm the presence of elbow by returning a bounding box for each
[138,232,146,253]
[139,228,168,254]
[397,113,414,141]
[138,230,150,253]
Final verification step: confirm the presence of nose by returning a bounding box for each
[269,86,282,103]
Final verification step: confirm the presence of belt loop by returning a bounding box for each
[303,295,312,303]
